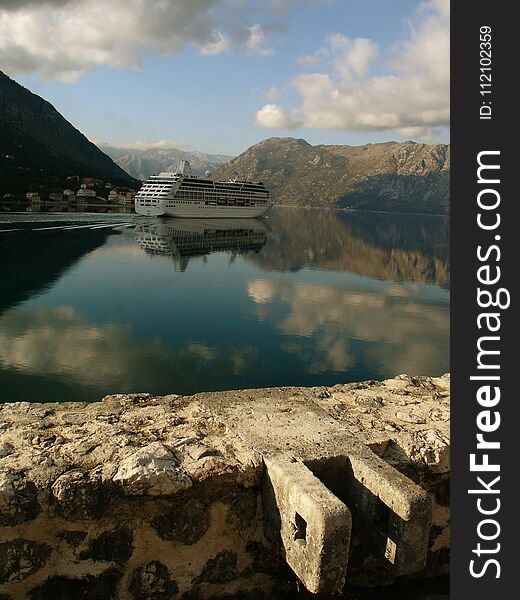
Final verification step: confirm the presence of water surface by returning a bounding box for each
[0,207,449,402]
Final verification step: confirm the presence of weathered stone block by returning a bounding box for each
[193,550,238,585]
[263,455,352,595]
[205,591,267,600]
[113,442,192,496]
[59,529,88,548]
[51,469,104,520]
[29,570,122,600]
[79,526,133,565]
[231,489,258,530]
[0,470,40,526]
[345,453,432,576]
[152,499,210,544]
[245,540,281,576]
[129,561,179,599]
[0,539,51,584]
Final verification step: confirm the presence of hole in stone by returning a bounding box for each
[293,512,307,542]
[374,498,390,534]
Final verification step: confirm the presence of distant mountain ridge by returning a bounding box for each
[0,71,136,194]
[214,137,450,214]
[101,145,233,180]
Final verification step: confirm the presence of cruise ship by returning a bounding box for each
[134,160,272,218]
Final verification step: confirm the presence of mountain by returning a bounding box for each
[214,137,450,215]
[0,71,136,194]
[101,145,233,180]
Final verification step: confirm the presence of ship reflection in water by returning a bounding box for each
[0,207,449,403]
[135,218,268,272]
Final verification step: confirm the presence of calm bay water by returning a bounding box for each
[0,207,449,403]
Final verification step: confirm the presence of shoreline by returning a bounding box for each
[0,201,450,218]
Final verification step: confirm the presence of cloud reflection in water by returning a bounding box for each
[0,305,258,398]
[246,279,449,377]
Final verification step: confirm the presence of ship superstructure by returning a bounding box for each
[135,160,271,218]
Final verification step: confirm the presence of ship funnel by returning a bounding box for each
[178,160,192,176]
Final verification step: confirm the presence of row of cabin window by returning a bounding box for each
[177,190,267,200]
[167,201,260,208]
[180,184,266,193]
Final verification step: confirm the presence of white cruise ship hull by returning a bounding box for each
[135,199,271,218]
[165,203,270,218]
[136,203,166,217]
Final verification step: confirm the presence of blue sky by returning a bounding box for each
[2,0,449,156]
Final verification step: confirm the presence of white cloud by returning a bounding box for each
[0,0,278,80]
[265,85,280,101]
[397,126,435,142]
[246,23,274,57]
[297,54,322,67]
[0,0,69,8]
[255,103,302,129]
[258,0,449,137]
[101,139,188,151]
[300,34,378,82]
[329,35,378,80]
[198,30,232,56]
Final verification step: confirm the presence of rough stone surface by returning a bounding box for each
[0,470,40,526]
[129,561,179,599]
[51,469,105,520]
[0,539,51,584]
[59,530,88,548]
[193,550,238,585]
[152,499,210,544]
[245,541,282,576]
[79,526,134,565]
[0,375,450,599]
[113,442,192,496]
[28,570,122,600]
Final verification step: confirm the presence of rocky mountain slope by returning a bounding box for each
[214,137,450,214]
[101,145,233,180]
[0,71,136,194]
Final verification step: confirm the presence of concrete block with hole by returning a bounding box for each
[263,455,352,594]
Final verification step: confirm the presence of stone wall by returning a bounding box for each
[0,375,450,599]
